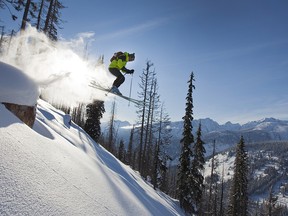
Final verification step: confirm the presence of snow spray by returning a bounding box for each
[0,25,113,107]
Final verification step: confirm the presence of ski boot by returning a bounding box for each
[111,86,122,96]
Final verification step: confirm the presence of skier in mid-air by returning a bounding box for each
[109,52,135,95]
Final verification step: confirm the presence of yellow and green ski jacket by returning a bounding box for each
[109,52,130,72]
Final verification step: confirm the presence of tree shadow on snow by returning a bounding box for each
[32,118,54,140]
[93,144,178,215]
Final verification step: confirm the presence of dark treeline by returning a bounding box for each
[0,0,65,42]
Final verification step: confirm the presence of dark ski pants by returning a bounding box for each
[109,68,125,88]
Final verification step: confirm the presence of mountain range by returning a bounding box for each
[101,117,288,159]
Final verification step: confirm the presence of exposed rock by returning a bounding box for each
[3,102,36,128]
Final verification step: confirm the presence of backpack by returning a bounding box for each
[110,51,124,62]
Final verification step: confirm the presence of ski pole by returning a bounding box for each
[128,73,133,106]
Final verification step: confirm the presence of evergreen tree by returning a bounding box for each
[155,103,172,192]
[20,0,37,31]
[84,100,105,142]
[126,126,134,166]
[106,101,116,154]
[227,136,249,216]
[177,72,195,214]
[190,123,206,214]
[206,140,219,215]
[2,0,37,31]
[118,139,125,162]
[71,103,85,128]
[43,0,65,41]
[152,139,160,189]
[219,164,225,216]
[36,0,45,30]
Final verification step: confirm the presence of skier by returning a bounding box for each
[109,52,135,95]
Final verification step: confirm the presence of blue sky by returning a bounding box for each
[2,0,288,124]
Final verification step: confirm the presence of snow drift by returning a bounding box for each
[0,99,183,215]
[0,61,38,106]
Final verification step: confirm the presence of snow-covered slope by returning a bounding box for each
[0,100,183,216]
[0,61,39,106]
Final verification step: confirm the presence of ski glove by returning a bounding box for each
[122,67,134,74]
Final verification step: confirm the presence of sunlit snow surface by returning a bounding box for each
[0,99,183,215]
[0,60,183,216]
[0,61,39,106]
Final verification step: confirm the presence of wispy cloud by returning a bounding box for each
[95,18,168,41]
[197,40,288,64]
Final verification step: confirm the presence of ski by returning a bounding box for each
[89,81,143,106]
